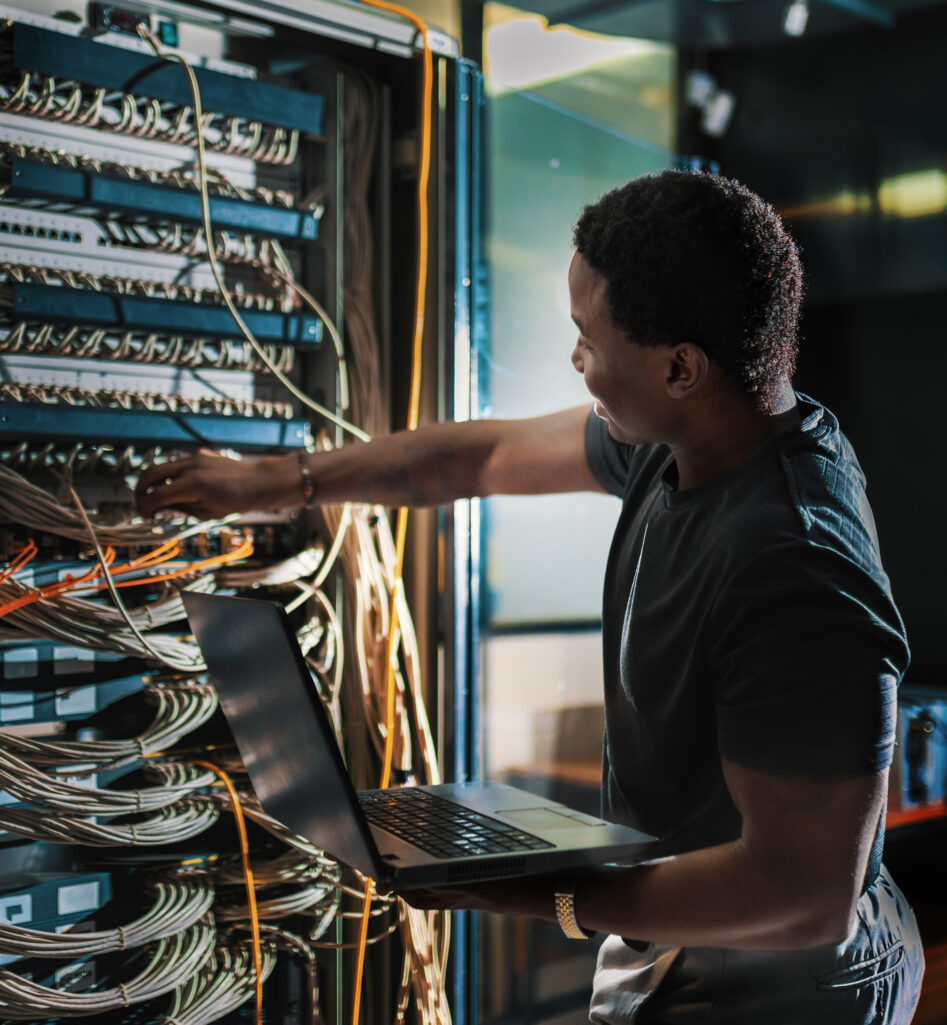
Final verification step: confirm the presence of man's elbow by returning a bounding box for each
[784,898,857,950]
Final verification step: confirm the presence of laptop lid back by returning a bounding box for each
[184,591,382,878]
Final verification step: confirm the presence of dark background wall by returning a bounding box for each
[678,5,947,683]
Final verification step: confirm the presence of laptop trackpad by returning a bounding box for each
[496,808,581,831]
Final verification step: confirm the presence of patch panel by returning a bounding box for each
[5,23,325,135]
[0,401,312,449]
[0,355,284,405]
[0,674,147,729]
[7,281,322,343]
[0,110,257,184]
[0,872,111,931]
[0,642,135,685]
[0,201,228,288]
[7,157,322,242]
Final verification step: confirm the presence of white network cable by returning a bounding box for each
[0,879,215,958]
[0,798,219,847]
[0,682,218,766]
[160,941,279,1025]
[0,918,217,1018]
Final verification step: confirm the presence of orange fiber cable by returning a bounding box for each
[195,761,263,1025]
[348,3,433,1025]
[0,540,37,584]
[0,546,117,619]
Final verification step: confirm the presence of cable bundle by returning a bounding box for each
[0,381,294,421]
[0,440,161,476]
[213,849,338,889]
[0,462,195,545]
[1,261,286,314]
[0,682,218,766]
[216,546,324,589]
[101,218,261,269]
[0,795,219,848]
[0,915,217,1018]
[0,575,211,670]
[0,746,215,815]
[161,940,278,1025]
[341,70,386,438]
[213,846,341,925]
[323,499,437,786]
[0,878,215,958]
[215,791,325,861]
[0,321,296,373]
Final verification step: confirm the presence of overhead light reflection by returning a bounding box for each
[780,171,947,221]
[878,169,947,218]
[485,8,660,92]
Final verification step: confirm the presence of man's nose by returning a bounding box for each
[571,344,584,373]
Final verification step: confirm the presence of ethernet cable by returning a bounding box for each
[0,917,216,1018]
[0,879,215,958]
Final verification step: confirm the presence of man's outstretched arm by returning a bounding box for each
[136,404,602,519]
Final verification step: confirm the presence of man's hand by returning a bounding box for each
[136,450,293,519]
[398,877,557,921]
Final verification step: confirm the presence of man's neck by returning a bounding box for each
[670,380,799,491]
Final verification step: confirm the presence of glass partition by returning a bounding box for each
[476,9,675,1021]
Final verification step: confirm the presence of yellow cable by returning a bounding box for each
[194,761,263,1025]
[348,4,433,1025]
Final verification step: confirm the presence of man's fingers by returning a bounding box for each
[137,460,183,494]
[398,889,443,910]
[397,887,468,911]
[137,475,198,517]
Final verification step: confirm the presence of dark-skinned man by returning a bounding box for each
[138,171,924,1024]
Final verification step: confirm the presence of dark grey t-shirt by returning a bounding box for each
[585,396,907,861]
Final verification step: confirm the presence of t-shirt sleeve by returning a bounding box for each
[584,408,633,497]
[708,541,908,778]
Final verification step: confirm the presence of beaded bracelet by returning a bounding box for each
[297,451,316,508]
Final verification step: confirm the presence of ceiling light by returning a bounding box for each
[783,0,810,36]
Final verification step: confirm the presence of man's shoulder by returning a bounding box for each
[696,397,886,587]
[775,397,883,567]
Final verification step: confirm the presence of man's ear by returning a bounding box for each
[665,344,710,399]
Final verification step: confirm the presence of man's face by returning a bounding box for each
[568,252,671,446]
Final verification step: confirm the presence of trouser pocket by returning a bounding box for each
[815,940,905,991]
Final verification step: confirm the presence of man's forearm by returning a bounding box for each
[456,837,855,952]
[290,420,498,509]
[519,839,855,951]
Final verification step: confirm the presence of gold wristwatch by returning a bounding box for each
[554,876,594,939]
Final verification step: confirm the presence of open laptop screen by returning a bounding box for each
[183,591,380,877]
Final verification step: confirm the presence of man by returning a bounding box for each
[138,171,923,1023]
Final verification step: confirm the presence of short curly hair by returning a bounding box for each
[573,170,802,413]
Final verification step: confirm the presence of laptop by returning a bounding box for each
[183,591,655,889]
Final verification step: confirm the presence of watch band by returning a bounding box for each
[554,877,594,940]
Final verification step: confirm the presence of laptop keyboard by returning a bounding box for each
[358,788,555,859]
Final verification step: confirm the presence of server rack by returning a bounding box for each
[0,1,484,1022]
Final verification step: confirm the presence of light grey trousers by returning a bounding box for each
[589,867,924,1025]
